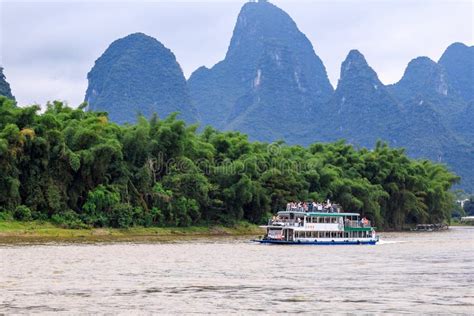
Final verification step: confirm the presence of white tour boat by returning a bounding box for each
[254,204,379,245]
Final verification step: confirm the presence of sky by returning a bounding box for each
[0,0,472,107]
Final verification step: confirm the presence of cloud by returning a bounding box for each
[1,0,472,107]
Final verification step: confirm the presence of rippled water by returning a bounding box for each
[1,227,473,314]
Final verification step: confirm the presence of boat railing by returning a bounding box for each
[285,206,341,213]
[345,220,371,228]
[267,219,303,227]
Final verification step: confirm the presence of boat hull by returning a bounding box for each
[253,239,377,245]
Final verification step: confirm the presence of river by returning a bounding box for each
[1,227,473,314]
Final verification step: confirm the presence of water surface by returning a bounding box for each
[1,227,473,314]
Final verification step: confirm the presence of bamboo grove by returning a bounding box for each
[0,97,460,229]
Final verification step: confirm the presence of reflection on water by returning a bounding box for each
[1,227,473,314]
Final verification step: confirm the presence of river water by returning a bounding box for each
[1,227,473,314]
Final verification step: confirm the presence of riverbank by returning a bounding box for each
[0,221,264,244]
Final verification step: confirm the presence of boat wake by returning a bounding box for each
[377,239,406,245]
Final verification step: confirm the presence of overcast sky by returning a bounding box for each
[1,0,472,107]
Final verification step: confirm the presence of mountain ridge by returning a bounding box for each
[81,1,473,190]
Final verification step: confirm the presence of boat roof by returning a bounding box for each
[277,211,360,217]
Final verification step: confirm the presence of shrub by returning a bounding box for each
[109,203,134,228]
[13,205,32,221]
[82,185,120,227]
[0,210,13,221]
[51,210,88,229]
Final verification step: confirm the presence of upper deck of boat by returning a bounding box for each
[277,211,360,217]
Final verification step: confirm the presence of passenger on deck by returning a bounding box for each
[361,217,369,227]
[290,202,296,211]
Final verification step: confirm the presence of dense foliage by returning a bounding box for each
[0,97,460,229]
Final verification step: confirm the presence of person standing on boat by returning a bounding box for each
[290,202,296,211]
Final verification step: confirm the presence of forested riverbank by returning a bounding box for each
[0,97,460,231]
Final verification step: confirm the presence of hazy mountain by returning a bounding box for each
[0,67,14,100]
[80,1,473,190]
[388,56,467,120]
[438,42,474,104]
[385,48,474,191]
[322,50,453,160]
[85,33,197,124]
[453,101,474,145]
[188,0,333,142]
[320,50,403,148]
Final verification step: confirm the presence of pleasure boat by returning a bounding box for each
[254,206,379,245]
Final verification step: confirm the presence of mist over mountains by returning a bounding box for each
[1,0,472,191]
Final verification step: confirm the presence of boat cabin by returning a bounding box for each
[264,210,375,243]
